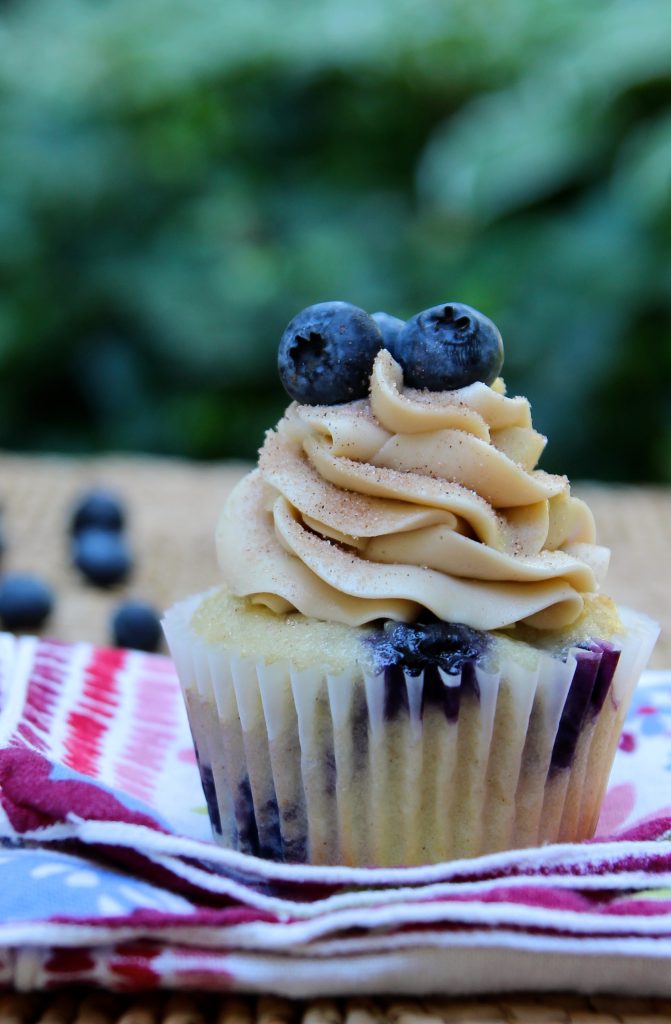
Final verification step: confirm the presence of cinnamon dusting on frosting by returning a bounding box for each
[216,350,609,631]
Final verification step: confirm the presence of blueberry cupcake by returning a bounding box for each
[164,301,658,866]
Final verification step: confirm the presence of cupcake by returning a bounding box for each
[163,300,658,866]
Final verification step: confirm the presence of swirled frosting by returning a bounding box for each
[216,350,609,631]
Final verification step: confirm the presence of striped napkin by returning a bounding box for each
[0,634,669,997]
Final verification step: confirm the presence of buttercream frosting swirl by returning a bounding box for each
[217,350,609,631]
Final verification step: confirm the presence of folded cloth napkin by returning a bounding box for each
[0,634,669,997]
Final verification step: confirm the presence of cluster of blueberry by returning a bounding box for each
[70,490,162,651]
[0,489,162,652]
[278,299,504,406]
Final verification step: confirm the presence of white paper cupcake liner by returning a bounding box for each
[163,596,659,867]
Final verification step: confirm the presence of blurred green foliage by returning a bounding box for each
[1,0,671,480]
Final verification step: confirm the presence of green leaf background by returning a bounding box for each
[1,0,670,480]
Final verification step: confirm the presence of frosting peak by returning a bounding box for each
[217,350,608,631]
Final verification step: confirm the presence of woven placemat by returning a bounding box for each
[1,455,670,1016]
[1,991,671,1024]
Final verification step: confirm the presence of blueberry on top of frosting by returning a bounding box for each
[371,311,405,352]
[278,300,503,404]
[278,301,382,405]
[390,302,503,391]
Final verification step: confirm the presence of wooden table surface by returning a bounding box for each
[1,453,670,1021]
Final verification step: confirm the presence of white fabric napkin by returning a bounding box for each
[0,634,669,996]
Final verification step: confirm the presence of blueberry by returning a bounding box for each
[198,763,223,837]
[70,488,125,535]
[0,574,54,630]
[73,528,132,586]
[383,664,410,721]
[550,651,600,774]
[393,302,503,390]
[278,301,383,405]
[111,600,162,652]
[234,776,260,857]
[367,619,488,676]
[372,311,405,353]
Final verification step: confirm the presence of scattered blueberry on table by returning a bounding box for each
[0,574,54,630]
[70,488,126,535]
[0,486,162,648]
[72,527,132,587]
[111,600,162,653]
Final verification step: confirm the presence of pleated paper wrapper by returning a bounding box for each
[163,595,659,867]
